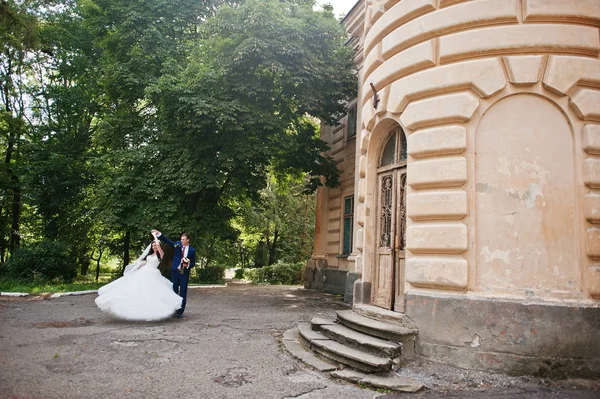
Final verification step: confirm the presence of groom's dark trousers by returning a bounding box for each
[171,268,190,315]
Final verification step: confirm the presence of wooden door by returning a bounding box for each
[372,127,408,311]
[394,172,407,312]
[372,173,396,309]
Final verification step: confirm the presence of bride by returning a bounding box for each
[95,235,182,321]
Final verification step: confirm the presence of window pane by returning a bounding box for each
[343,216,353,254]
[399,129,407,161]
[347,104,357,139]
[344,196,353,215]
[380,174,393,247]
[380,134,396,166]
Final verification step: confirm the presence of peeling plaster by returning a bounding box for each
[507,183,543,208]
[523,183,541,209]
[496,156,549,183]
[480,246,511,264]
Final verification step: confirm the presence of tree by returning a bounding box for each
[74,0,234,267]
[235,170,316,266]
[0,0,355,278]
[148,0,354,251]
[0,0,41,259]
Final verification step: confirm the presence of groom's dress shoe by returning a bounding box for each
[176,313,183,319]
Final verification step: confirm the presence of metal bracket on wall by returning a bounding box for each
[370,82,380,109]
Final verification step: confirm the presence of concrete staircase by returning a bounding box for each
[283,306,423,392]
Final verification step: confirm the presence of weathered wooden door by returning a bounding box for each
[372,173,396,308]
[372,128,408,311]
[394,172,407,312]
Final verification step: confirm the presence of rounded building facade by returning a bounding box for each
[349,0,600,377]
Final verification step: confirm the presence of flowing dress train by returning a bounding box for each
[95,254,182,321]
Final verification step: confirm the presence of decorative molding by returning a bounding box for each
[365,0,436,54]
[387,58,505,113]
[584,157,600,188]
[586,227,600,258]
[583,124,600,155]
[570,89,600,121]
[503,55,544,85]
[408,156,467,188]
[543,56,600,96]
[363,41,436,100]
[585,192,600,223]
[400,92,479,130]
[523,0,600,26]
[406,255,468,289]
[408,125,467,158]
[407,190,468,220]
[406,223,468,254]
[382,0,518,60]
[439,24,600,64]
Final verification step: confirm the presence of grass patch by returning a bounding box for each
[0,273,113,294]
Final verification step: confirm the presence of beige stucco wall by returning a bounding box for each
[312,4,365,272]
[353,0,600,302]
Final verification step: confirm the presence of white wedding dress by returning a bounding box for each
[95,250,182,321]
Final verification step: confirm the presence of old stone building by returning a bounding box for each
[304,0,600,378]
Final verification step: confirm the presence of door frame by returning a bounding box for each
[371,127,408,312]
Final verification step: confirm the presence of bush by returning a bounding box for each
[234,268,245,280]
[192,265,225,284]
[245,262,305,285]
[3,241,76,283]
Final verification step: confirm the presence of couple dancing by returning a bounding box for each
[95,230,196,321]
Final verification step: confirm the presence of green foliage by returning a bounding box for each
[2,240,77,282]
[245,261,305,285]
[234,268,245,279]
[193,265,226,284]
[235,171,316,267]
[0,0,354,280]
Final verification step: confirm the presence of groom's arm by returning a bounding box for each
[189,248,196,268]
[155,231,176,247]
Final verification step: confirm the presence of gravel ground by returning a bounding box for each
[0,283,598,399]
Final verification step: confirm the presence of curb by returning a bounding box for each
[1,283,228,298]
[188,283,228,289]
[51,290,98,298]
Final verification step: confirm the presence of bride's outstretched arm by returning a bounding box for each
[155,238,165,259]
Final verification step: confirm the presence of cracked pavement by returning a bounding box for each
[0,284,377,399]
[1,283,598,399]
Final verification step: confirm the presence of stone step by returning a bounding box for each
[298,323,392,373]
[320,322,402,358]
[331,370,424,393]
[353,304,417,329]
[282,327,337,372]
[310,316,336,330]
[336,310,418,342]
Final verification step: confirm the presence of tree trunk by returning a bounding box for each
[268,229,279,265]
[94,247,104,281]
[9,181,20,250]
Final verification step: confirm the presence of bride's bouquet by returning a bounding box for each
[179,257,190,274]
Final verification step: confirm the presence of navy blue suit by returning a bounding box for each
[158,234,196,316]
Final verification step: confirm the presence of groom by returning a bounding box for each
[152,229,196,318]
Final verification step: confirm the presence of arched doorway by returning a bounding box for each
[372,126,408,311]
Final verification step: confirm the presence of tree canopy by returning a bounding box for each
[0,0,356,276]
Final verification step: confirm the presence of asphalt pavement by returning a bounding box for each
[0,283,597,399]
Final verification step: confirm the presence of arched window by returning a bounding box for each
[379,127,407,168]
